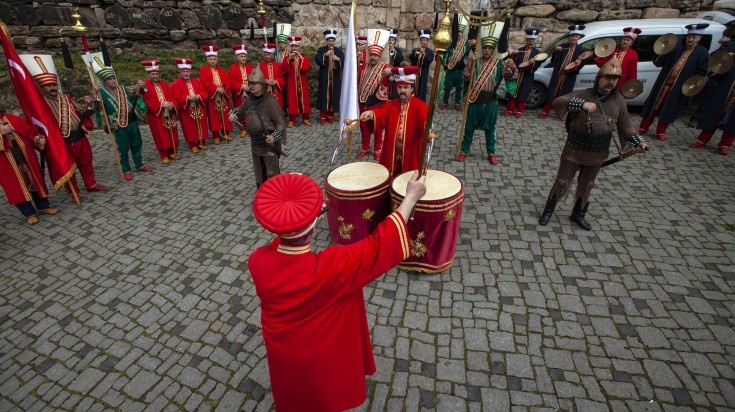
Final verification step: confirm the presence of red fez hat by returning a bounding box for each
[175,57,193,69]
[202,45,219,56]
[34,73,58,87]
[622,27,642,39]
[262,43,277,54]
[391,65,419,85]
[253,173,324,237]
[232,44,248,55]
[288,36,302,45]
[357,35,368,44]
[140,59,161,72]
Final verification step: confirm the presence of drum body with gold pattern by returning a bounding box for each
[390,170,464,273]
[324,162,391,245]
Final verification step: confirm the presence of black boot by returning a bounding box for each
[538,196,557,225]
[570,198,592,230]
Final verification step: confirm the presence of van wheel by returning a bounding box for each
[526,82,546,109]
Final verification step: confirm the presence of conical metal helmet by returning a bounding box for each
[598,58,623,77]
[248,67,267,84]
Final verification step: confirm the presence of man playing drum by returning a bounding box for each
[358,66,432,176]
[248,171,426,411]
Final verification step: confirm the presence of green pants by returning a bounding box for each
[442,70,464,104]
[115,122,144,173]
[505,80,517,99]
[461,100,498,155]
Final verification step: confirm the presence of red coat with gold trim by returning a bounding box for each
[198,66,233,132]
[370,96,428,176]
[0,114,48,205]
[258,61,286,110]
[248,212,410,412]
[172,77,209,144]
[142,79,179,153]
[281,52,312,114]
[357,62,392,106]
[228,63,253,109]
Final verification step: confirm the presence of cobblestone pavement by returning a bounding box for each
[1,104,734,412]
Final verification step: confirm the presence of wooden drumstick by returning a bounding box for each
[344,118,363,126]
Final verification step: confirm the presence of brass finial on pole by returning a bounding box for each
[257,0,268,44]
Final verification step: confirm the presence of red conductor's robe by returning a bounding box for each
[369,95,428,176]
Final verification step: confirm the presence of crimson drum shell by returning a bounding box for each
[390,169,464,273]
[324,162,391,245]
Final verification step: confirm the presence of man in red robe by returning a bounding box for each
[359,66,432,176]
[282,36,312,127]
[172,58,209,153]
[0,111,58,224]
[357,29,392,159]
[229,44,253,137]
[36,71,106,193]
[140,60,180,164]
[594,27,640,92]
[199,45,233,145]
[248,171,426,411]
[259,43,286,111]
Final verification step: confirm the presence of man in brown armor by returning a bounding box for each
[538,59,648,230]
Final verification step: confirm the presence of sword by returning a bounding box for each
[602,147,647,167]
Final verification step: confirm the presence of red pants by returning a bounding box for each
[289,113,310,122]
[67,138,98,189]
[639,110,669,134]
[506,98,526,115]
[319,110,335,120]
[359,105,383,152]
[696,129,735,147]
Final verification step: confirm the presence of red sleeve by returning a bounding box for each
[198,68,218,98]
[281,60,291,75]
[370,101,389,131]
[300,55,311,73]
[141,81,163,115]
[274,65,286,90]
[194,79,209,101]
[229,65,241,92]
[172,80,187,106]
[219,68,231,98]
[627,51,638,82]
[317,212,410,293]
[7,114,37,146]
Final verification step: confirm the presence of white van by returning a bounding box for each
[501,19,727,109]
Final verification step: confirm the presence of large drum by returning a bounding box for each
[325,162,391,245]
[390,170,464,273]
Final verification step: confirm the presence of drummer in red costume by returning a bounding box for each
[359,66,434,176]
[228,44,253,137]
[258,43,286,110]
[171,58,209,153]
[35,67,106,193]
[594,27,640,92]
[199,45,233,145]
[357,29,392,160]
[282,36,312,127]
[140,60,180,164]
[0,111,59,225]
[248,171,426,411]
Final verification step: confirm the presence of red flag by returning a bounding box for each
[0,21,76,190]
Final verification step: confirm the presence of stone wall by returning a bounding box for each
[0,0,730,54]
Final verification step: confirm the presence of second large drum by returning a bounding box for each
[390,169,464,273]
[324,162,391,245]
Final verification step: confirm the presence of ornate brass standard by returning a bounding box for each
[620,79,644,99]
[594,38,616,58]
[709,50,734,75]
[654,33,678,55]
[417,0,453,177]
[682,75,706,96]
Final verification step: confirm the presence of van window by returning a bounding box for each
[541,34,571,54]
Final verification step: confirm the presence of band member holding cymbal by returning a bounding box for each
[539,24,588,119]
[594,27,640,92]
[506,27,542,118]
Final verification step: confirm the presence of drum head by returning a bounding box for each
[392,170,462,201]
[327,162,389,190]
[534,52,548,62]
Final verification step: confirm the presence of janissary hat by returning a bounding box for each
[568,24,586,37]
[262,43,277,54]
[457,14,469,34]
[367,29,390,56]
[389,28,399,39]
[175,58,193,70]
[232,44,248,55]
[96,67,116,81]
[20,54,58,87]
[598,58,622,77]
[480,20,504,48]
[418,29,431,40]
[357,35,368,45]
[202,45,219,56]
[288,36,302,46]
[392,66,419,85]
[525,27,541,39]
[276,23,292,43]
[323,29,337,40]
[253,173,324,238]
[622,27,641,40]
[685,23,709,35]
[140,59,161,72]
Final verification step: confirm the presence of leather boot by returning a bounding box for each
[570,198,592,230]
[538,196,557,226]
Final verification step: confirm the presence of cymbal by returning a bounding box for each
[564,61,580,73]
[654,33,678,55]
[534,52,549,62]
[620,79,644,99]
[709,51,734,74]
[594,38,616,58]
[518,60,533,70]
[682,75,706,96]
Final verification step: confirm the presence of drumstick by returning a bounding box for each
[344,118,364,126]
